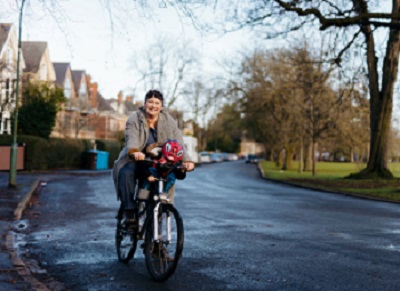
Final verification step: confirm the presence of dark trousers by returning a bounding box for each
[118,162,138,211]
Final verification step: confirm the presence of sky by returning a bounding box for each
[0,0,257,100]
[2,0,399,128]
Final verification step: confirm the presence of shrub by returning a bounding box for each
[0,134,122,170]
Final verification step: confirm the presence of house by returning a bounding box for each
[183,135,199,163]
[53,62,75,105]
[87,79,128,140]
[0,23,25,135]
[21,41,56,83]
[240,131,264,158]
[108,91,139,116]
[71,69,95,139]
[52,63,95,139]
[72,70,89,112]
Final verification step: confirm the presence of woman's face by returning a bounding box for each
[144,96,163,117]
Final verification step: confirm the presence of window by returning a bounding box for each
[6,48,12,66]
[39,63,46,80]
[1,118,8,134]
[5,79,11,102]
[80,81,87,110]
[64,78,71,98]
[79,81,87,97]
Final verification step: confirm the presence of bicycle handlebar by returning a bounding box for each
[138,157,187,171]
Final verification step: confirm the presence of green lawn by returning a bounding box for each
[259,161,400,202]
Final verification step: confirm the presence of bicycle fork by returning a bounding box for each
[153,179,171,243]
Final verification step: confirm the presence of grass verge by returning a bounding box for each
[259,161,400,202]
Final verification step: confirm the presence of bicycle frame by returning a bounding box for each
[137,176,172,243]
[155,178,177,244]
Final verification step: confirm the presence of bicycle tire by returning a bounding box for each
[144,203,184,281]
[116,212,138,263]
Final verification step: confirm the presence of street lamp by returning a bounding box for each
[9,0,26,187]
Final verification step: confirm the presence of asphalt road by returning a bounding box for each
[21,161,400,290]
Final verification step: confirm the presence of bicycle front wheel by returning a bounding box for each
[144,203,184,281]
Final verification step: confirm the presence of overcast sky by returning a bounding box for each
[0,0,259,100]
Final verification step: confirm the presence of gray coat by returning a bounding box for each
[112,107,192,198]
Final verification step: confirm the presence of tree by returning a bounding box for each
[274,1,399,179]
[18,82,65,139]
[206,103,242,153]
[232,44,339,174]
[334,85,370,163]
[130,36,199,108]
[175,0,400,179]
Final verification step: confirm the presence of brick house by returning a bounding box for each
[87,77,128,140]
[0,23,25,135]
[71,70,95,139]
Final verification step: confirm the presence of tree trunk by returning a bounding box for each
[312,141,317,176]
[349,0,400,179]
[278,148,285,169]
[303,139,312,171]
[283,144,294,170]
[350,146,354,163]
[298,138,303,173]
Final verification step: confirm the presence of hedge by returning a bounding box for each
[0,134,122,171]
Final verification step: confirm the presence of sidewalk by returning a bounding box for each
[0,169,111,291]
[0,172,42,291]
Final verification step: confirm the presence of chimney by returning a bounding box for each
[87,75,99,109]
[118,91,123,103]
[126,95,133,103]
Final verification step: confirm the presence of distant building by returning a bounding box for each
[53,62,75,106]
[240,131,264,157]
[87,78,131,140]
[0,23,25,135]
[72,70,89,112]
[183,135,199,163]
[52,63,95,139]
[21,41,56,84]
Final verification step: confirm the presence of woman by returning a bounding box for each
[112,90,195,219]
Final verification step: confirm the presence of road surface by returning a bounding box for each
[21,161,400,290]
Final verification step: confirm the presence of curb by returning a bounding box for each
[14,179,42,220]
[5,178,51,291]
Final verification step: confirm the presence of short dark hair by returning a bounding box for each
[144,90,164,103]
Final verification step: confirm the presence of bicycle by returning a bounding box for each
[115,159,185,282]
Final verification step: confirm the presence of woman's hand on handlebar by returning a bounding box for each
[130,152,145,161]
[183,162,195,172]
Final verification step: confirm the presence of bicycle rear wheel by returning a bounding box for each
[116,210,138,263]
[144,203,184,281]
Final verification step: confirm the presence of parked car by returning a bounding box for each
[245,154,260,164]
[228,153,239,161]
[210,153,224,162]
[199,152,211,163]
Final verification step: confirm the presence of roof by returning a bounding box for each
[21,41,48,73]
[124,100,138,112]
[71,70,85,94]
[0,23,13,56]
[97,92,113,111]
[53,62,70,87]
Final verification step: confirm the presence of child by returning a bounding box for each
[137,139,186,200]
